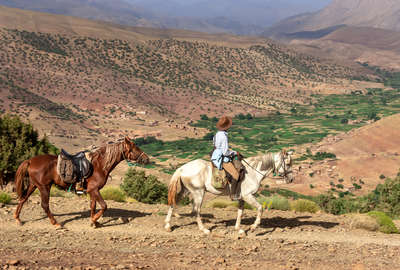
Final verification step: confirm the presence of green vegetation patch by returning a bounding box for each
[137,89,400,167]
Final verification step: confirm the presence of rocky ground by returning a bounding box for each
[1,195,400,270]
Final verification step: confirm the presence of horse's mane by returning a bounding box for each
[245,152,277,171]
[89,142,124,172]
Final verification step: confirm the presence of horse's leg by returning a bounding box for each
[243,194,263,231]
[90,189,107,227]
[234,200,245,234]
[38,185,61,227]
[164,206,174,232]
[89,193,97,221]
[192,190,209,235]
[14,184,37,226]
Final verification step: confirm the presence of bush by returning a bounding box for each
[0,192,12,204]
[120,168,167,204]
[206,199,232,209]
[367,211,399,234]
[258,196,290,211]
[348,214,379,232]
[291,199,320,213]
[100,186,126,202]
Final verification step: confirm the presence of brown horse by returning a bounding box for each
[14,137,149,227]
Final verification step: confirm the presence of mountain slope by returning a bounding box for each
[288,26,400,70]
[292,113,400,195]
[266,0,400,37]
[0,6,379,151]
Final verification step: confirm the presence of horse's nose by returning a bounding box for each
[143,155,150,164]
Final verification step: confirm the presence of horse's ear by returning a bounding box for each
[281,149,287,156]
[124,136,131,145]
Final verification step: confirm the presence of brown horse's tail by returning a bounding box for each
[15,160,31,199]
[168,171,182,206]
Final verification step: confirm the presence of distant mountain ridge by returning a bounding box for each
[265,0,400,37]
[0,0,330,35]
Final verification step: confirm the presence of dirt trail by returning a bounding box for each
[1,195,400,269]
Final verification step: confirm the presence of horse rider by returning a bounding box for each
[211,116,241,200]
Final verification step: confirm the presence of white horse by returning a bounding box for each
[165,150,294,235]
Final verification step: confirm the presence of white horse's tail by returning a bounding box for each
[168,170,182,206]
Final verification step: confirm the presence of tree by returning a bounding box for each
[0,114,58,183]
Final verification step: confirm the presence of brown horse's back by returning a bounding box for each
[28,154,64,186]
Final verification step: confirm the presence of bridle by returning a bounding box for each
[122,147,146,163]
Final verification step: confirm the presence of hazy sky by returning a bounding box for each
[126,0,332,26]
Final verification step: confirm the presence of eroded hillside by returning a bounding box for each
[0,27,377,151]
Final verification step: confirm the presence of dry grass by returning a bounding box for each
[100,186,126,202]
[347,214,379,232]
[0,192,12,204]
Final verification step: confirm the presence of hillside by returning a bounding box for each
[0,6,377,153]
[289,113,400,196]
[288,26,400,70]
[265,0,400,37]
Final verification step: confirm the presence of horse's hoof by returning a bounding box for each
[238,229,246,238]
[203,229,211,235]
[90,221,101,228]
[165,225,172,232]
[15,219,23,226]
[54,224,63,229]
[250,225,257,232]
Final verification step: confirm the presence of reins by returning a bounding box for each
[242,159,272,178]
[242,152,288,179]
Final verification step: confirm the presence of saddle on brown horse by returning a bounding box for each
[56,149,93,184]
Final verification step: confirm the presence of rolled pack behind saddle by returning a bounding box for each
[56,149,93,184]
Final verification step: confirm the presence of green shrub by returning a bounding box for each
[291,199,320,213]
[258,196,290,211]
[100,186,126,202]
[120,168,167,204]
[0,192,12,204]
[367,211,399,234]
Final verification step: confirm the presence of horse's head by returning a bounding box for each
[123,137,150,165]
[276,150,294,183]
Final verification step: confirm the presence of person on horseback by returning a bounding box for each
[211,115,241,200]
